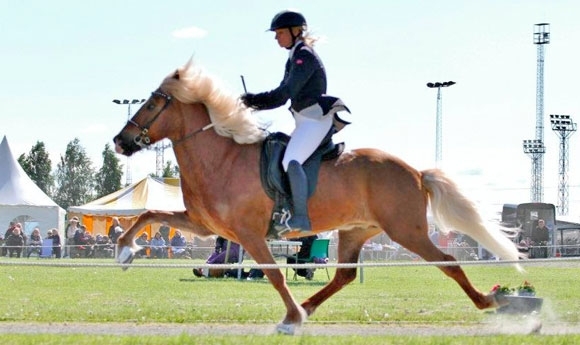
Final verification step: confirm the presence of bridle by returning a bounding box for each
[127,89,214,148]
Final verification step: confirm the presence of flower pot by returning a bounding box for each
[497,295,543,314]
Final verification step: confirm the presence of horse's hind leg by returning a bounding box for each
[301,228,378,316]
[392,227,497,310]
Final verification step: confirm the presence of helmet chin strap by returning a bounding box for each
[286,27,299,50]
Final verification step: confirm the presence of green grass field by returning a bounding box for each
[0,258,578,344]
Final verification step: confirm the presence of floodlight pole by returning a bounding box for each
[112,98,146,186]
[522,139,545,202]
[550,114,576,216]
[427,81,456,168]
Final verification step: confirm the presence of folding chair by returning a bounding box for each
[40,239,53,258]
[294,238,330,280]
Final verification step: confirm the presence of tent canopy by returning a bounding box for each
[68,176,186,216]
[68,177,189,238]
[0,136,65,235]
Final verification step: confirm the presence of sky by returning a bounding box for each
[2,1,580,219]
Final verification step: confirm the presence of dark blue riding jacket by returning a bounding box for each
[249,41,326,112]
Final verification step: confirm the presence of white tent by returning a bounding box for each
[0,136,65,236]
[68,176,186,236]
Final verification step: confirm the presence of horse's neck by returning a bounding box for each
[171,103,248,192]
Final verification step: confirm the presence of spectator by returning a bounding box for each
[73,225,94,258]
[108,217,122,242]
[531,219,550,258]
[135,232,149,258]
[6,226,25,258]
[287,234,318,280]
[26,227,43,258]
[170,229,188,259]
[193,236,244,278]
[149,232,166,259]
[159,221,171,244]
[47,228,62,258]
[111,225,124,244]
[94,234,115,258]
[64,216,80,258]
[2,221,17,256]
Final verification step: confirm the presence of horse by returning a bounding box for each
[113,59,520,335]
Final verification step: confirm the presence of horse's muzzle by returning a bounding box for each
[113,133,141,156]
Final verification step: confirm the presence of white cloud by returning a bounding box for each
[171,26,208,39]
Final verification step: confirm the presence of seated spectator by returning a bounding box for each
[94,234,115,258]
[26,227,43,258]
[170,229,189,259]
[135,232,149,258]
[287,234,318,280]
[108,217,121,242]
[111,225,124,244]
[2,221,17,257]
[193,236,246,278]
[6,226,25,258]
[48,228,62,258]
[73,225,94,258]
[149,232,166,259]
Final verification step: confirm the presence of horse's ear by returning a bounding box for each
[173,70,180,80]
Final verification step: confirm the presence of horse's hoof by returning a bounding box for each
[275,322,296,335]
[117,247,135,270]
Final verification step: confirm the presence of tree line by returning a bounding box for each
[17,138,178,210]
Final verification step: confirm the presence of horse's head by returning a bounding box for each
[113,89,173,156]
[114,59,266,157]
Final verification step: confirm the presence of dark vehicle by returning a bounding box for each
[555,226,580,257]
[502,202,556,258]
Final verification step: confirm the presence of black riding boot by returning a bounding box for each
[286,160,312,232]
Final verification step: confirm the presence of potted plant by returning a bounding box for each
[516,280,536,296]
[493,281,543,314]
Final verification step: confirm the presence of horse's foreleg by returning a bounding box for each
[301,228,374,316]
[116,210,212,265]
[241,238,306,335]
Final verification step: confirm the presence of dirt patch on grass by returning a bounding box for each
[0,318,578,336]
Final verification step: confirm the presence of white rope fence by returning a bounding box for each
[0,256,578,269]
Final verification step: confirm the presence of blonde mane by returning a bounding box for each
[160,59,267,144]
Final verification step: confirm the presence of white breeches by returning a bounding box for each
[282,111,333,171]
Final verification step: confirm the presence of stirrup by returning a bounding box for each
[273,208,293,237]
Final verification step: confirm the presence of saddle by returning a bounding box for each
[260,129,344,238]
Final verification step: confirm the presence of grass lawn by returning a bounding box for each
[0,258,578,344]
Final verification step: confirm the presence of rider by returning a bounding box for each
[241,10,349,235]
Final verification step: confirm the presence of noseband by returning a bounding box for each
[127,89,214,149]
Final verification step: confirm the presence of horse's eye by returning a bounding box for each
[147,103,156,111]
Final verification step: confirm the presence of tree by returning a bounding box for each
[162,160,180,178]
[95,143,123,198]
[53,138,96,210]
[17,141,54,197]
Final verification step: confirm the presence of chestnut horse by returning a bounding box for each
[113,59,519,335]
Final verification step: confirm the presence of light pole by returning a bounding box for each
[427,81,456,167]
[550,114,576,215]
[522,139,545,202]
[112,98,146,186]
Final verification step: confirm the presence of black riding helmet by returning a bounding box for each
[268,10,307,49]
[268,10,307,31]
